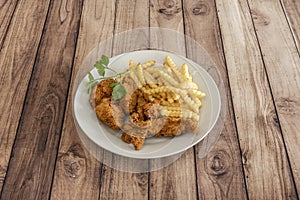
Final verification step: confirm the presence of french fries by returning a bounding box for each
[128,56,205,121]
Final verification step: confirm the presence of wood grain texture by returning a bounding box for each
[281,0,300,53]
[98,0,149,199]
[150,0,185,55]
[112,0,149,55]
[248,0,300,194]
[0,0,298,198]
[150,0,184,32]
[183,0,248,199]
[50,0,116,199]
[215,0,297,199]
[149,153,197,200]
[149,0,197,199]
[0,0,51,194]
[0,0,83,199]
[0,0,18,46]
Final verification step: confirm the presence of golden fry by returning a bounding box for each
[194,90,205,98]
[129,60,134,69]
[143,70,156,85]
[136,63,146,85]
[165,56,183,82]
[161,100,180,107]
[181,64,192,82]
[142,60,156,68]
[129,70,142,88]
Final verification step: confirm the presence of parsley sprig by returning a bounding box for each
[85,55,128,100]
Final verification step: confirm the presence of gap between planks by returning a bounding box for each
[0,0,52,196]
[0,0,18,50]
[215,0,299,198]
[1,0,84,198]
[246,0,300,196]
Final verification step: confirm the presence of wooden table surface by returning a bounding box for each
[0,0,299,199]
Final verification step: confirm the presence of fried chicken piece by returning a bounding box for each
[135,93,149,120]
[119,76,139,114]
[155,117,182,137]
[181,119,199,133]
[155,117,199,137]
[94,98,125,130]
[121,133,145,150]
[143,100,161,119]
[137,93,148,109]
[90,79,116,107]
[122,74,137,95]
[120,89,139,114]
[130,112,151,128]
[127,95,161,129]
[147,118,166,136]
[121,123,147,150]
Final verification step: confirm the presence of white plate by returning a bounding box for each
[74,50,221,159]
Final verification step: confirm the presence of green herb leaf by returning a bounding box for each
[97,68,105,76]
[88,72,94,81]
[109,82,118,88]
[85,55,127,94]
[94,62,105,76]
[85,80,98,90]
[101,55,109,66]
[112,82,126,100]
[94,61,102,68]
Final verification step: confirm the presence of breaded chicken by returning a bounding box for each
[90,77,199,151]
[143,100,161,119]
[121,133,145,151]
[119,76,139,114]
[130,112,151,128]
[90,79,116,107]
[180,119,198,133]
[94,98,125,130]
[146,118,166,136]
[121,123,147,150]
[155,117,199,137]
[155,117,182,137]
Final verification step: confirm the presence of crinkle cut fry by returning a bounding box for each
[146,67,179,87]
[163,62,181,83]
[129,60,134,69]
[142,60,156,68]
[181,63,192,82]
[129,70,142,88]
[143,70,156,85]
[161,106,200,121]
[165,56,184,82]
[142,86,170,95]
[188,89,202,107]
[147,68,200,109]
[136,63,146,85]
[166,86,199,113]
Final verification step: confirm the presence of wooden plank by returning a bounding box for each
[182,0,248,199]
[0,0,83,199]
[111,0,149,56]
[150,0,184,33]
[280,0,300,53]
[248,0,300,194]
[215,0,298,199]
[50,0,116,199]
[149,153,197,200]
[150,0,185,55]
[0,0,51,194]
[0,0,18,45]
[98,0,149,199]
[149,0,197,199]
